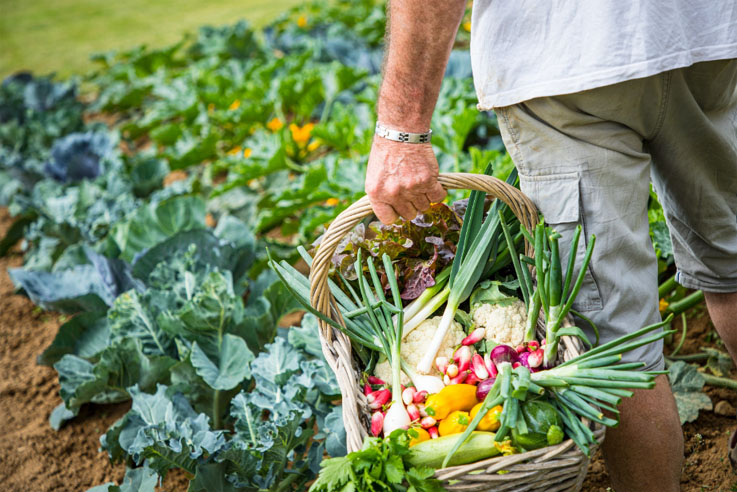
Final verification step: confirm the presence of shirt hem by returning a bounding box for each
[476,44,737,110]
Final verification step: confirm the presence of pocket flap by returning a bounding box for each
[519,172,580,223]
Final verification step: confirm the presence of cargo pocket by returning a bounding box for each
[518,171,604,312]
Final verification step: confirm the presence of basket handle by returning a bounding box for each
[307,172,539,452]
[310,172,538,313]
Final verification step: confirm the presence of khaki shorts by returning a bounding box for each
[496,59,737,371]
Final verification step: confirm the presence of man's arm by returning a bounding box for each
[366,0,467,224]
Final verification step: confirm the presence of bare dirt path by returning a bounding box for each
[0,207,127,490]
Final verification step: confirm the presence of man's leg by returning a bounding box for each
[704,291,737,470]
[496,73,684,490]
[601,375,683,491]
[704,292,737,363]
[704,291,737,469]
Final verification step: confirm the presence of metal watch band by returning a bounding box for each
[375,122,432,144]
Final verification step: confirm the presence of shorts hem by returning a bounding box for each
[676,270,737,293]
[642,353,665,372]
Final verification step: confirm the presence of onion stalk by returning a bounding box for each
[350,251,410,434]
[512,221,599,366]
[269,248,444,393]
[441,315,674,466]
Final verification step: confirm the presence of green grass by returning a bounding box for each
[0,0,302,79]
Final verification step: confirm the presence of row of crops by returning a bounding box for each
[0,0,730,490]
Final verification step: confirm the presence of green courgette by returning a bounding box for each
[407,431,500,468]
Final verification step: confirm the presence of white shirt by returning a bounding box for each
[470,0,737,109]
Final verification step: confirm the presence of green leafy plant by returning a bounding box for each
[309,429,446,492]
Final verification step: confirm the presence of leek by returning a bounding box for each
[416,168,515,373]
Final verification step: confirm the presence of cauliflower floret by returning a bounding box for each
[472,300,528,347]
[373,316,466,383]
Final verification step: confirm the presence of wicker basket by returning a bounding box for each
[309,173,605,492]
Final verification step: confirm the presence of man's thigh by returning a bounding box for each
[649,59,737,293]
[496,85,663,370]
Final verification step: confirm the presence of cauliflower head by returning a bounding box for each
[472,300,528,347]
[373,316,466,383]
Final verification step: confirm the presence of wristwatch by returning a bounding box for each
[375,122,432,144]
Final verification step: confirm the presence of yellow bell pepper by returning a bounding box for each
[438,410,471,436]
[424,384,478,420]
[408,427,431,447]
[470,403,503,432]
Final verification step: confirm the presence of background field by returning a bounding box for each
[0,0,301,78]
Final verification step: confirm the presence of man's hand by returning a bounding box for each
[365,137,446,224]
[366,0,466,224]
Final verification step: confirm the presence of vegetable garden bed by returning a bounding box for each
[2,207,735,491]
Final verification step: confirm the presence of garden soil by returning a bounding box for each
[0,207,735,491]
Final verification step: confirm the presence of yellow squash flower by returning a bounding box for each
[267,117,284,131]
[290,122,315,145]
[463,21,472,32]
[494,440,517,456]
[227,146,242,156]
[228,99,241,111]
[297,14,308,28]
[325,198,339,206]
[307,139,320,152]
[659,298,669,313]
[243,148,252,158]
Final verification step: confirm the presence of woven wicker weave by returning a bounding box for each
[309,173,605,491]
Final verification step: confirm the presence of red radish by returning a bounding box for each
[512,361,521,369]
[461,328,486,346]
[466,371,481,385]
[453,346,473,372]
[407,404,420,421]
[446,363,459,378]
[367,389,391,410]
[435,356,449,374]
[402,387,417,406]
[472,354,489,380]
[363,383,372,396]
[413,390,428,403]
[371,412,384,436]
[527,340,540,352]
[528,348,544,368]
[444,371,468,385]
[420,416,437,429]
[418,403,428,417]
[368,376,386,385]
[484,352,498,378]
[428,426,439,439]
[515,344,526,354]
